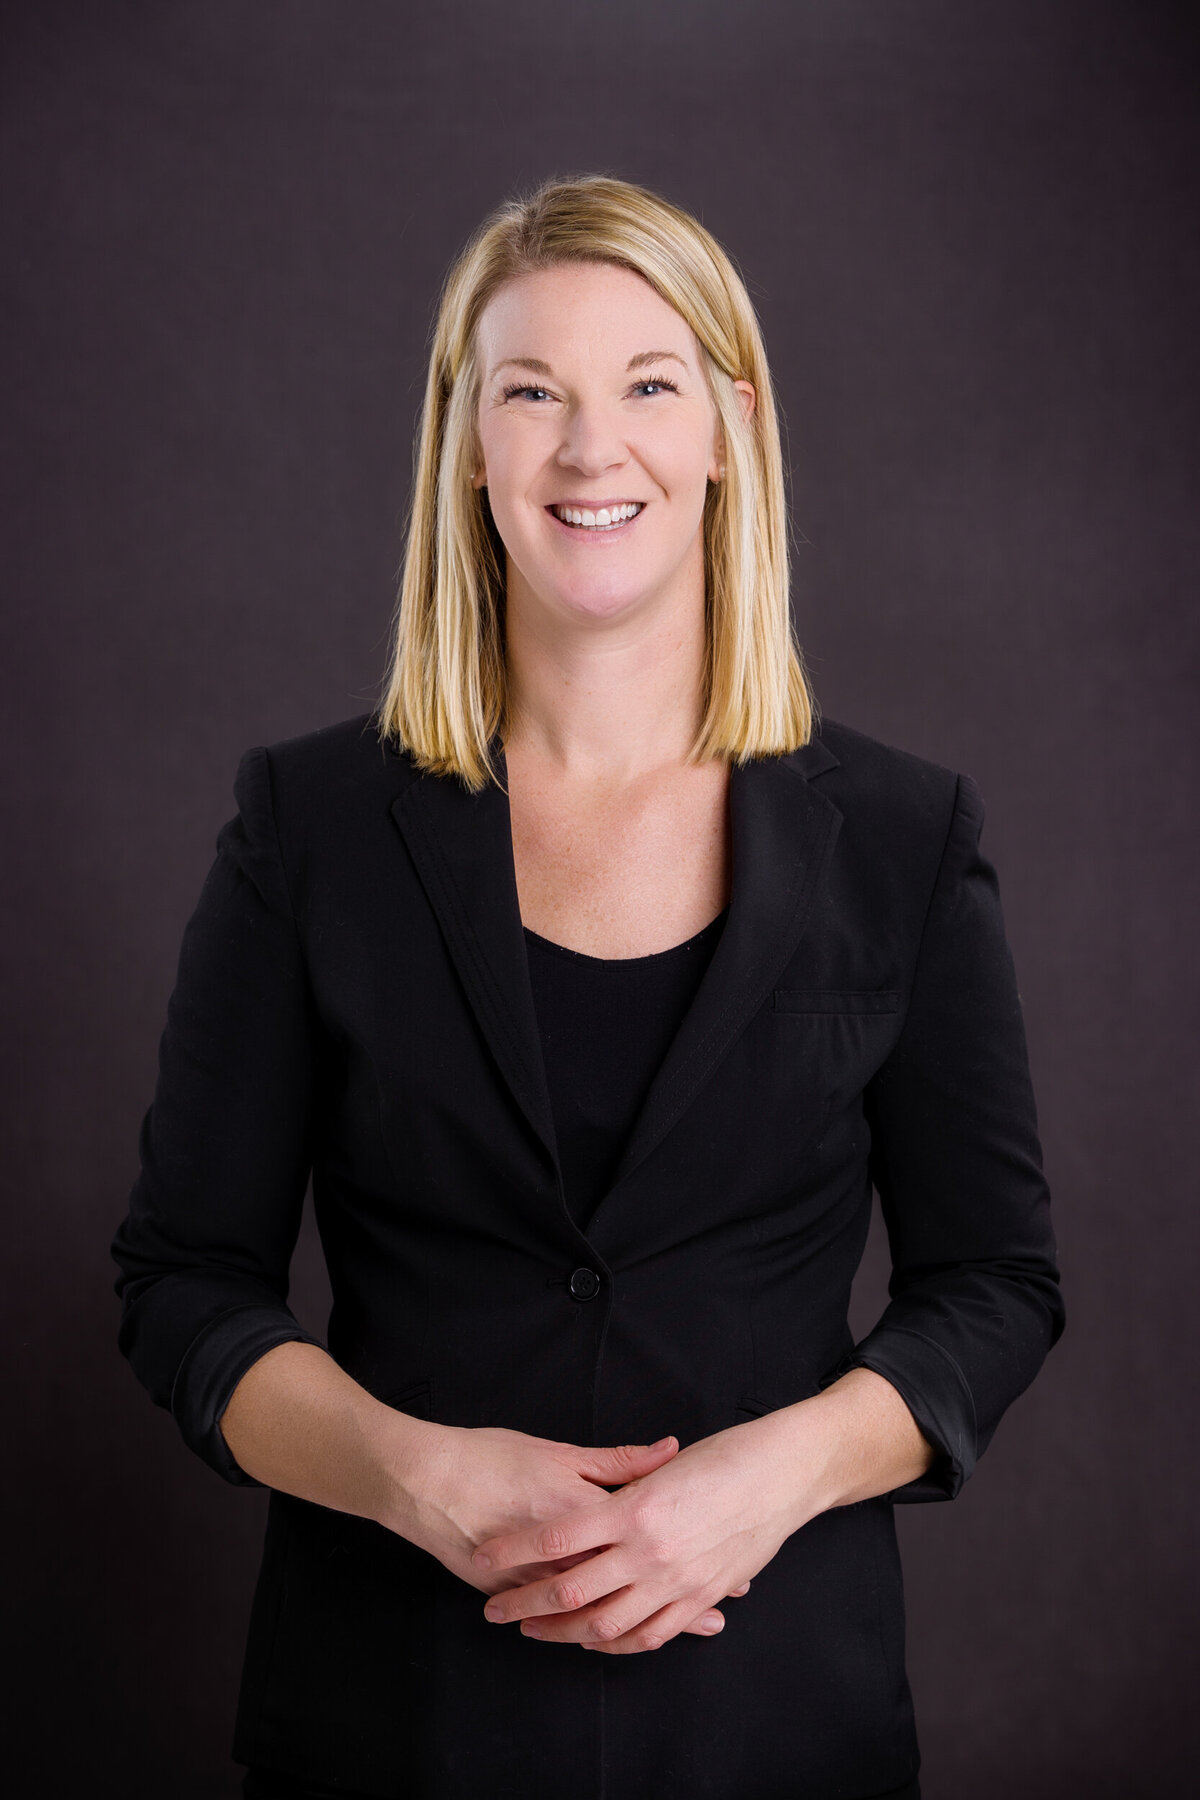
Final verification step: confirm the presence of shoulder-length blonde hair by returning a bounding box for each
[378,172,816,790]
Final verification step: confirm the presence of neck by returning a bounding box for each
[501,561,709,787]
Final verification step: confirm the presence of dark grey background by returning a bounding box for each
[3,2,1196,1794]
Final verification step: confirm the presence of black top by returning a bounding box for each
[523,908,729,1231]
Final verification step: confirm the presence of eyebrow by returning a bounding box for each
[489,349,690,381]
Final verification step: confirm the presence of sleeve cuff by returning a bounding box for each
[170,1303,326,1487]
[820,1325,978,1502]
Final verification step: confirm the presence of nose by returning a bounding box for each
[555,397,628,480]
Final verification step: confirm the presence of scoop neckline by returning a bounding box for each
[522,905,729,967]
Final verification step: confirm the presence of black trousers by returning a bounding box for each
[241,1770,922,1799]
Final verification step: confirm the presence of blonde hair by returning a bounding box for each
[378,172,816,790]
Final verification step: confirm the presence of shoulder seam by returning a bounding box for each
[910,772,967,978]
[258,745,304,943]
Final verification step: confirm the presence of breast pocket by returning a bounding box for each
[766,989,904,1144]
[772,988,900,1015]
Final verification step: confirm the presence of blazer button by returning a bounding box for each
[568,1266,601,1302]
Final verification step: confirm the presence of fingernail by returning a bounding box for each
[522,1622,543,1639]
[703,1614,723,1632]
[650,1436,674,1449]
[484,1602,504,1621]
[473,1553,491,1569]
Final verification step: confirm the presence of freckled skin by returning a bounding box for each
[471,262,756,957]
[474,261,726,625]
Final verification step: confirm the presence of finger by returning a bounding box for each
[682,1606,731,1635]
[728,1581,751,1596]
[515,1580,725,1650]
[473,1499,618,1574]
[481,1556,581,1596]
[571,1436,678,1486]
[483,1547,629,1627]
[576,1598,727,1655]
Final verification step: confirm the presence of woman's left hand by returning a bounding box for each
[470,1414,818,1654]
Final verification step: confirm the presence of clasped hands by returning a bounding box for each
[396,1412,818,1658]
[386,1366,929,1657]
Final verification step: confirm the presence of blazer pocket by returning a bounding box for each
[732,1385,818,1423]
[381,1377,434,1419]
[772,988,900,1015]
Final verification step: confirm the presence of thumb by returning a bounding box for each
[572,1435,679,1484]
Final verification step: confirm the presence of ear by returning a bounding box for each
[709,381,756,482]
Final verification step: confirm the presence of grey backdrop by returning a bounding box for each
[3,2,1196,1795]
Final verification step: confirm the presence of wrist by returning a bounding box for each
[795,1368,937,1511]
[736,1368,934,1530]
[744,1400,845,1531]
[368,1407,456,1541]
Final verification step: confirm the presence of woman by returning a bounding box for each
[112,174,1065,1799]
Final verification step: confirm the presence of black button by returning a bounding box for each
[568,1267,601,1301]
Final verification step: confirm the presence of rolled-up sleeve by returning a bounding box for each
[827,771,1065,1502]
[111,745,326,1486]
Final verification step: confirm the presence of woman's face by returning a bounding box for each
[472,262,749,631]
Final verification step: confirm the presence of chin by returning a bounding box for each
[551,578,664,624]
[549,552,686,615]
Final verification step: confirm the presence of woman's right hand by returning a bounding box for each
[375,1419,749,1635]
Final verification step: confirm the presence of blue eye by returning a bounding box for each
[499,375,681,402]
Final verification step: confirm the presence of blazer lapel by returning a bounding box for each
[387,731,843,1212]
[388,742,560,1170]
[605,738,842,1196]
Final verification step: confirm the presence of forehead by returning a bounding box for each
[476,263,697,367]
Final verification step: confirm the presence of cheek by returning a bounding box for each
[480,434,546,516]
[475,444,526,531]
[647,425,716,499]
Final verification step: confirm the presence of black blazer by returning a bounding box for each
[111,710,1064,1800]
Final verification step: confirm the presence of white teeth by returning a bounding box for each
[553,502,642,529]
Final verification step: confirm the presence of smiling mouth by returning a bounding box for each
[548,501,645,530]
